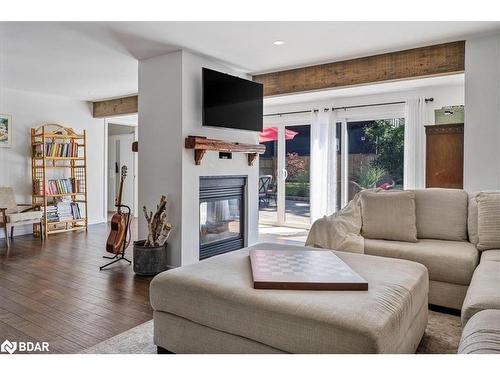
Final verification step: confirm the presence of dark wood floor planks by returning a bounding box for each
[0,222,153,354]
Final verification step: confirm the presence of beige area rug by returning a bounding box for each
[83,310,462,354]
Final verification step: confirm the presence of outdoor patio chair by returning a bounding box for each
[258,175,273,207]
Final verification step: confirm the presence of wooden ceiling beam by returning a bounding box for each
[92,95,138,118]
[253,41,465,97]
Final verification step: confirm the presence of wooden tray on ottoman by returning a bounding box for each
[250,249,368,291]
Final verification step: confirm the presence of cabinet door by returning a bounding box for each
[425,124,464,188]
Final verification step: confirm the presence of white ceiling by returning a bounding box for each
[1,22,499,101]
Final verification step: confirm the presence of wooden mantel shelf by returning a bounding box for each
[185,136,265,166]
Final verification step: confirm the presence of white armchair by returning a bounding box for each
[0,187,43,248]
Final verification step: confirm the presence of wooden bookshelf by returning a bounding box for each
[31,124,88,237]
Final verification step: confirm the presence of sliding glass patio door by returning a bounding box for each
[337,105,406,208]
[284,125,311,226]
[259,121,311,229]
[259,104,405,227]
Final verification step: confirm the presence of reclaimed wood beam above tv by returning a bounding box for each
[252,41,465,96]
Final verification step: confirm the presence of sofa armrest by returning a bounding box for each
[306,215,364,254]
[17,203,41,212]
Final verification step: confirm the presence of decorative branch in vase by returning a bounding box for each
[142,195,173,247]
[134,195,173,276]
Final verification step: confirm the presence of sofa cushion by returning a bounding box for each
[458,309,500,354]
[364,238,479,285]
[150,243,429,354]
[477,192,500,251]
[360,190,417,242]
[6,211,42,223]
[480,249,500,263]
[461,260,500,325]
[414,188,468,241]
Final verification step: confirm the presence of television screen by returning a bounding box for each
[202,68,263,132]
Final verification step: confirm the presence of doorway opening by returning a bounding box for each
[105,117,138,222]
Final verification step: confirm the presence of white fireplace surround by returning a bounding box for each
[138,50,259,267]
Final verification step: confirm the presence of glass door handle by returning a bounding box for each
[282,169,288,180]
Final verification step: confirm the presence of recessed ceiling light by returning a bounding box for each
[273,40,285,46]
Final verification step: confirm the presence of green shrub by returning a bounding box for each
[356,165,386,189]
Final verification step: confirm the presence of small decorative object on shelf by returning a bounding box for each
[133,196,173,276]
[31,124,88,237]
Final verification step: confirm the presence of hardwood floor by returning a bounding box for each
[0,222,153,354]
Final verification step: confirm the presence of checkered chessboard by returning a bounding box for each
[249,249,368,291]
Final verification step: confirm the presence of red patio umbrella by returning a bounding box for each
[259,127,298,143]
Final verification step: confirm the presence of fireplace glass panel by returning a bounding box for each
[200,198,241,247]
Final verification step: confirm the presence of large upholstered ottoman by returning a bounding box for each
[150,243,429,354]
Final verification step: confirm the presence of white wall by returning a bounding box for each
[139,50,259,267]
[464,33,500,192]
[0,88,106,237]
[139,51,184,266]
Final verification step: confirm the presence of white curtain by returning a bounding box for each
[404,98,427,189]
[310,110,336,222]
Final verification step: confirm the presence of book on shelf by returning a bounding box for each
[33,141,78,158]
[41,199,83,222]
[33,178,83,195]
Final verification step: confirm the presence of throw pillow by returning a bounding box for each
[360,190,418,242]
[414,188,468,241]
[477,192,500,251]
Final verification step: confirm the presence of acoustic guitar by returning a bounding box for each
[106,165,129,254]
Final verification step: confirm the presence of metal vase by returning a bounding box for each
[133,240,168,276]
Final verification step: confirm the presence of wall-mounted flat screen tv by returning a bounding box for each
[202,68,263,132]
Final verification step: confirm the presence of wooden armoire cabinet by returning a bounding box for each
[425,123,464,189]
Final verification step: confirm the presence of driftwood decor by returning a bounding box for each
[142,196,173,247]
[185,136,265,166]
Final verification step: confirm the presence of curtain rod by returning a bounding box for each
[263,109,314,117]
[332,100,405,111]
[263,98,434,117]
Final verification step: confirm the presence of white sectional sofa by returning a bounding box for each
[149,188,499,354]
[307,188,500,353]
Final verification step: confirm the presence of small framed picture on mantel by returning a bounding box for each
[0,114,12,148]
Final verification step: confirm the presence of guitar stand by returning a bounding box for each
[100,204,132,271]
